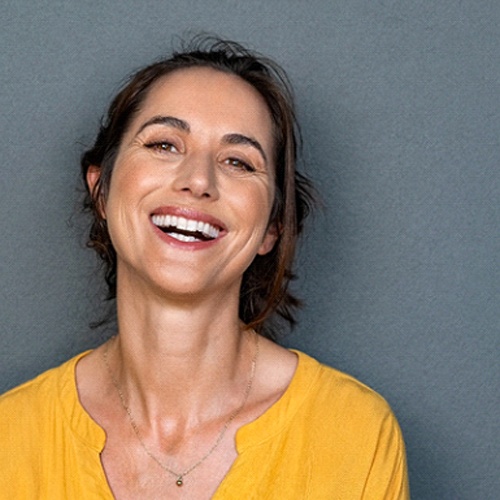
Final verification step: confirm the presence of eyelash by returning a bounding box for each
[144,141,178,153]
[224,157,256,173]
[144,142,256,173]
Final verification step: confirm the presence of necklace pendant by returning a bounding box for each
[176,476,184,487]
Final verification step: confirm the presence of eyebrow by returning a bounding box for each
[136,115,268,164]
[136,115,190,134]
[222,133,268,165]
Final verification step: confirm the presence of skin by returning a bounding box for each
[77,67,298,499]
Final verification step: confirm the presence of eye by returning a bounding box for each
[224,157,255,172]
[144,141,179,154]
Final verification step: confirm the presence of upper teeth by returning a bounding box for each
[151,214,220,239]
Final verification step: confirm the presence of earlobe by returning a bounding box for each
[257,224,279,256]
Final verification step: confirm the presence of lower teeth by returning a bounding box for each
[169,233,199,243]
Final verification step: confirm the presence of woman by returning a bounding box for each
[0,38,409,498]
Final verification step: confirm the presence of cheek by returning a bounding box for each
[102,169,138,228]
[247,182,275,220]
[106,161,154,207]
[262,181,277,229]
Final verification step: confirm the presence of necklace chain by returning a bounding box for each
[102,333,259,487]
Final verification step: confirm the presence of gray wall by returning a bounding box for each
[1,1,498,498]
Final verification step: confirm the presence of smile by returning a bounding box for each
[151,214,221,242]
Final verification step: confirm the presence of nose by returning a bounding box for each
[172,152,219,200]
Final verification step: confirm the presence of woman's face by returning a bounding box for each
[88,67,277,299]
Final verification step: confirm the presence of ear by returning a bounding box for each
[86,165,101,192]
[257,223,279,256]
[86,165,106,218]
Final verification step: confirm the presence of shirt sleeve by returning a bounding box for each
[362,409,410,499]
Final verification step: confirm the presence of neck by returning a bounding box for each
[105,277,255,424]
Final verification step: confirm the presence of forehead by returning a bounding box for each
[132,67,274,145]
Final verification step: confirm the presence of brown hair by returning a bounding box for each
[81,36,315,340]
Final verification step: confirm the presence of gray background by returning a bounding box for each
[1,1,498,498]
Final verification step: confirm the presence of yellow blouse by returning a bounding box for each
[0,350,409,499]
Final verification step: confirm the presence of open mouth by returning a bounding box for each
[151,214,221,242]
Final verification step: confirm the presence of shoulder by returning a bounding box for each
[239,349,409,497]
[0,351,109,495]
[289,350,404,443]
[293,350,392,413]
[287,351,409,498]
[0,351,90,432]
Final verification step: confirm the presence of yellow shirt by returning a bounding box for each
[0,350,409,499]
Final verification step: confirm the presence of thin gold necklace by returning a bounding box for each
[102,333,259,487]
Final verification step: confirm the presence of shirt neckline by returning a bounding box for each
[60,348,322,455]
[59,350,106,452]
[234,349,322,452]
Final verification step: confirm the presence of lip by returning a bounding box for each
[151,206,227,230]
[150,205,227,250]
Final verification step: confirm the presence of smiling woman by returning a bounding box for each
[86,65,279,313]
[82,43,312,338]
[0,37,409,499]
